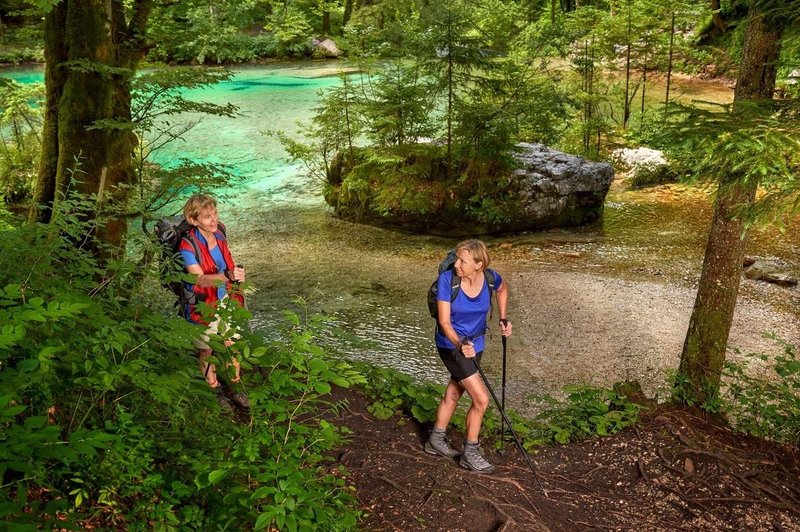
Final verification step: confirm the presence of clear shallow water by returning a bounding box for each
[148,65,345,202]
[3,63,798,400]
[0,63,344,202]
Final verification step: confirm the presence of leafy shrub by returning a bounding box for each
[359,365,444,424]
[528,385,642,445]
[721,336,800,445]
[358,364,641,448]
[0,47,44,64]
[0,195,363,529]
[628,163,679,188]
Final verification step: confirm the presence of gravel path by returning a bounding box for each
[497,267,800,398]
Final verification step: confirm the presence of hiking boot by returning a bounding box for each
[215,388,234,411]
[231,391,250,409]
[424,430,460,458]
[459,443,496,473]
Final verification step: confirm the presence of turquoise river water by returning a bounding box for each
[3,63,798,406]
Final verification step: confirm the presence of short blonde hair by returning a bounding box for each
[183,194,217,221]
[456,239,490,271]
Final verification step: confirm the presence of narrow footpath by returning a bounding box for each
[326,387,800,531]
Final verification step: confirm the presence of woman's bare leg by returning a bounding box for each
[460,373,490,442]
[434,379,465,430]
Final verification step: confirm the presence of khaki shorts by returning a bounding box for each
[192,296,242,351]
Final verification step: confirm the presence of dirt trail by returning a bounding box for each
[328,386,800,531]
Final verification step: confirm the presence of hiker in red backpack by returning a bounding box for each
[180,193,249,411]
[425,240,512,473]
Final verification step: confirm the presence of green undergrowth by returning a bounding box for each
[0,197,364,530]
[720,336,800,445]
[357,365,643,450]
[667,334,800,447]
[324,144,519,230]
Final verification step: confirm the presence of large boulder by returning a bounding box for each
[611,147,667,170]
[508,143,614,231]
[311,38,341,58]
[325,143,614,235]
[743,257,799,288]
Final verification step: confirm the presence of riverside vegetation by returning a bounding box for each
[1,0,799,528]
[4,196,797,528]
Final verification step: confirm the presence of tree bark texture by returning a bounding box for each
[322,10,331,33]
[30,0,152,249]
[342,0,353,30]
[710,0,728,34]
[678,8,783,402]
[664,10,675,114]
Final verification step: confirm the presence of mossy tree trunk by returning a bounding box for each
[678,7,783,403]
[30,0,152,250]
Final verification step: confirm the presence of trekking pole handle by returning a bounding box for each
[231,264,244,284]
[500,318,509,326]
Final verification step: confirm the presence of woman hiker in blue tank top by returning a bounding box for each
[425,240,512,473]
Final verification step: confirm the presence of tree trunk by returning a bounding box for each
[29,0,152,250]
[446,8,453,181]
[678,8,783,403]
[665,10,675,115]
[710,0,728,34]
[641,48,647,116]
[623,2,632,128]
[322,10,331,33]
[343,0,353,29]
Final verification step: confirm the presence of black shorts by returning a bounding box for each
[437,346,483,382]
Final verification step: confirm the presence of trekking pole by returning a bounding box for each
[472,358,545,492]
[500,318,508,446]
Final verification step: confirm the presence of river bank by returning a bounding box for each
[229,179,800,409]
[5,61,795,404]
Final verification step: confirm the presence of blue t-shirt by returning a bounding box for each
[180,232,228,301]
[434,269,502,352]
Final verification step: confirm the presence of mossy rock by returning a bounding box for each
[324,143,613,236]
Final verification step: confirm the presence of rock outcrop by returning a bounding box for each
[325,143,614,235]
[508,143,614,231]
[311,38,340,58]
[743,257,799,288]
[612,147,667,171]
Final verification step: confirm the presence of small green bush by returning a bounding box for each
[0,80,44,205]
[359,365,641,448]
[628,164,679,188]
[722,336,800,445]
[528,385,642,445]
[359,365,444,425]
[0,47,43,64]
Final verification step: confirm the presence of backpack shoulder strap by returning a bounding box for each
[484,269,497,292]
[448,270,461,302]
[182,229,202,265]
[484,269,497,325]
